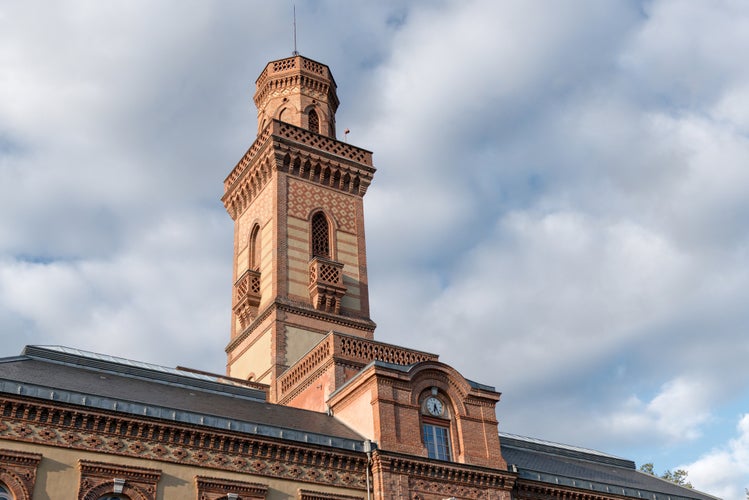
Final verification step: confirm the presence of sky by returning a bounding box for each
[1,1,748,497]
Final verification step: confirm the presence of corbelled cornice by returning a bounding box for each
[222,120,374,220]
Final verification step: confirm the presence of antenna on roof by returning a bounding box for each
[292,4,299,56]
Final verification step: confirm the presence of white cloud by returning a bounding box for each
[682,414,749,499]
[0,209,230,369]
[605,377,713,443]
[2,2,749,497]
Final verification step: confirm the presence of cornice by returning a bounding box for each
[225,298,376,355]
[515,479,629,500]
[79,460,161,484]
[0,448,41,466]
[195,475,268,496]
[222,120,375,219]
[277,358,336,406]
[0,395,368,490]
[372,449,514,489]
[253,55,339,110]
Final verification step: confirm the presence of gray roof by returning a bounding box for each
[0,345,365,452]
[0,345,720,499]
[500,433,720,500]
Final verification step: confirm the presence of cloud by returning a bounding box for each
[0,208,230,369]
[605,377,713,443]
[681,414,749,499]
[2,2,749,497]
[361,2,749,479]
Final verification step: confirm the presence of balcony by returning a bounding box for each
[233,269,261,329]
[308,257,346,314]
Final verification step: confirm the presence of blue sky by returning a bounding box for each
[1,1,749,497]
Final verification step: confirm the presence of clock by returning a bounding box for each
[425,396,444,416]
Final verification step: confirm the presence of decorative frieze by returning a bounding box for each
[277,333,438,401]
[78,460,160,500]
[195,475,268,499]
[0,448,41,500]
[0,396,367,491]
[223,120,374,219]
[298,489,364,500]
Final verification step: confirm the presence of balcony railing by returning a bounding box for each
[233,269,261,329]
[308,257,346,314]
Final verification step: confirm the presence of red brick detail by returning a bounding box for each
[78,460,161,500]
[298,489,363,500]
[288,179,357,232]
[0,396,367,490]
[370,451,513,500]
[0,448,41,500]
[278,333,438,403]
[195,476,268,499]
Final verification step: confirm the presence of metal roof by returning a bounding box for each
[500,433,720,500]
[0,346,367,452]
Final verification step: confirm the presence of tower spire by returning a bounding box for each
[292,5,299,56]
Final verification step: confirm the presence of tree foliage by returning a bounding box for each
[639,463,693,489]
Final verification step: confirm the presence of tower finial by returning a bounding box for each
[292,4,299,56]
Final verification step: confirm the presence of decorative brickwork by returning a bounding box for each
[78,460,161,500]
[336,335,437,366]
[277,122,371,165]
[308,257,346,314]
[371,451,513,500]
[225,129,274,192]
[288,179,357,233]
[223,121,374,220]
[234,269,262,328]
[0,448,41,500]
[279,335,333,395]
[514,482,628,500]
[298,489,363,500]
[278,333,438,402]
[196,476,268,499]
[0,396,368,491]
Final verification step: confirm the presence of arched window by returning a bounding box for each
[0,483,11,500]
[278,107,288,123]
[249,224,261,271]
[308,109,319,134]
[98,496,129,500]
[311,212,330,258]
[421,391,452,461]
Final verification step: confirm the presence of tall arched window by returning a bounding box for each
[0,483,11,500]
[311,212,330,258]
[249,224,261,271]
[421,391,452,461]
[308,109,319,134]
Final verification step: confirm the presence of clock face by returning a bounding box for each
[425,397,444,416]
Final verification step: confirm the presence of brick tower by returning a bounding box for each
[222,55,376,399]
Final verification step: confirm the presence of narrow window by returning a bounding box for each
[249,224,261,271]
[308,109,319,134]
[423,423,451,460]
[311,212,330,258]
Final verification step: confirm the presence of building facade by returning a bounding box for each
[0,55,718,500]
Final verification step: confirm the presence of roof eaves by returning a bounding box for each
[514,468,711,500]
[22,345,266,403]
[0,378,365,453]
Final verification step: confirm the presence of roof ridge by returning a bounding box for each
[21,345,267,402]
